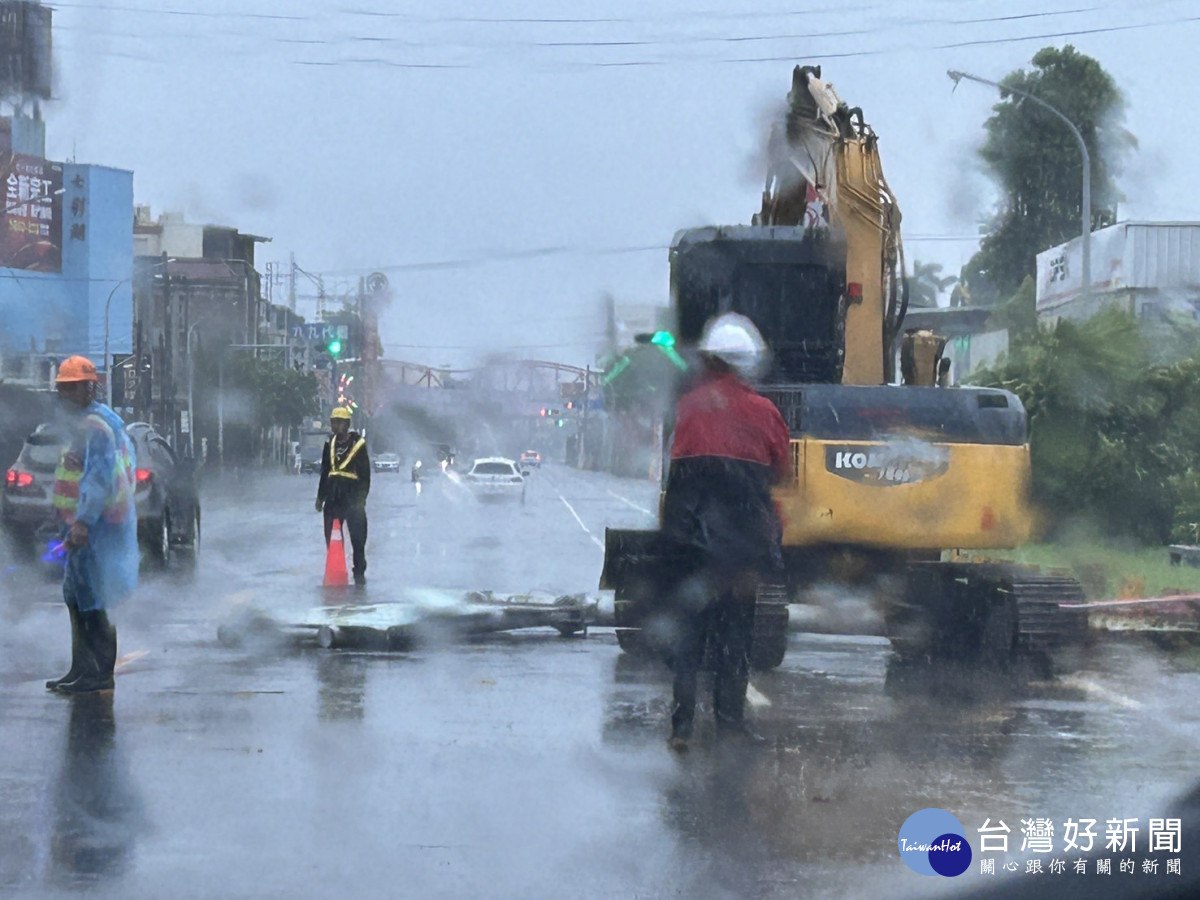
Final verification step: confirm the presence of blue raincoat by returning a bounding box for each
[54,402,139,612]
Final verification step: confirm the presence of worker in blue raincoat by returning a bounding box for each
[46,355,139,694]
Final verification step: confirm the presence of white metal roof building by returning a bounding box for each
[1036,221,1200,326]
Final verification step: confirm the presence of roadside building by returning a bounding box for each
[1036,222,1200,357]
[0,117,133,389]
[129,207,272,454]
[0,8,135,393]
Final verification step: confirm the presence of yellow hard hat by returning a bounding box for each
[330,407,352,421]
[55,355,99,383]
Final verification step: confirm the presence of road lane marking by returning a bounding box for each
[605,489,655,518]
[557,493,605,551]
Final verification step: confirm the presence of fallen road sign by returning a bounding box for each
[218,588,597,651]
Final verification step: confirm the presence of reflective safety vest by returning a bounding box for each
[328,437,366,480]
[52,412,136,525]
[52,449,85,523]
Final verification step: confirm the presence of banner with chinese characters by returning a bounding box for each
[0,153,62,272]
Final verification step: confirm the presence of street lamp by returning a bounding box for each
[103,257,176,407]
[948,69,1092,301]
[102,278,128,407]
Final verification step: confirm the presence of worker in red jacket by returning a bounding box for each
[660,313,791,752]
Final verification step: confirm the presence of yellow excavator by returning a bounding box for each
[602,65,1088,672]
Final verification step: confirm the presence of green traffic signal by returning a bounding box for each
[556,418,565,427]
[327,339,343,357]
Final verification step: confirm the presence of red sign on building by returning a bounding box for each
[0,153,62,272]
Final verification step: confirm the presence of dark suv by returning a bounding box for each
[2,420,200,570]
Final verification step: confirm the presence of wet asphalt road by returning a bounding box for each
[2,463,1199,898]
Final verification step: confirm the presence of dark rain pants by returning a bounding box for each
[61,549,118,687]
[324,505,368,582]
[668,581,756,739]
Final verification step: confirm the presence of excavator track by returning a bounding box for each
[888,562,1091,673]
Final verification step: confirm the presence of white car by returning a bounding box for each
[464,457,526,504]
[374,452,401,473]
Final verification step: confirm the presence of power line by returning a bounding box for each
[53,1,1110,29]
[51,1,306,20]
[934,16,1200,50]
[50,2,1193,70]
[314,244,668,277]
[302,233,990,279]
[57,11,1197,72]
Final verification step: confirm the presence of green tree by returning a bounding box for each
[963,46,1136,306]
[906,260,957,308]
[970,308,1200,543]
[224,355,319,427]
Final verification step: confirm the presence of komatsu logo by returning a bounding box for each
[826,442,948,485]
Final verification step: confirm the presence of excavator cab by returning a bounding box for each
[671,226,847,384]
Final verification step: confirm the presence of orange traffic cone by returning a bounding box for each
[324,518,349,587]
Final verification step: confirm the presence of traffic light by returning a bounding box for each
[326,338,343,358]
[556,418,565,428]
[539,407,547,417]
[565,400,574,410]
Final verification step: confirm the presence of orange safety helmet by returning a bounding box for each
[55,355,99,383]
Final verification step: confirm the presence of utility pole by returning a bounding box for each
[581,365,590,469]
[160,251,172,437]
[288,251,297,313]
[218,350,225,466]
[180,287,190,449]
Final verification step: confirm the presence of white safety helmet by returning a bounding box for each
[698,312,769,379]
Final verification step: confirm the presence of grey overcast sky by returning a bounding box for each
[46,0,1200,367]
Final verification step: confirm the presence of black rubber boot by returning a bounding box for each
[45,605,84,690]
[55,611,116,694]
[669,685,696,753]
[713,670,749,730]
